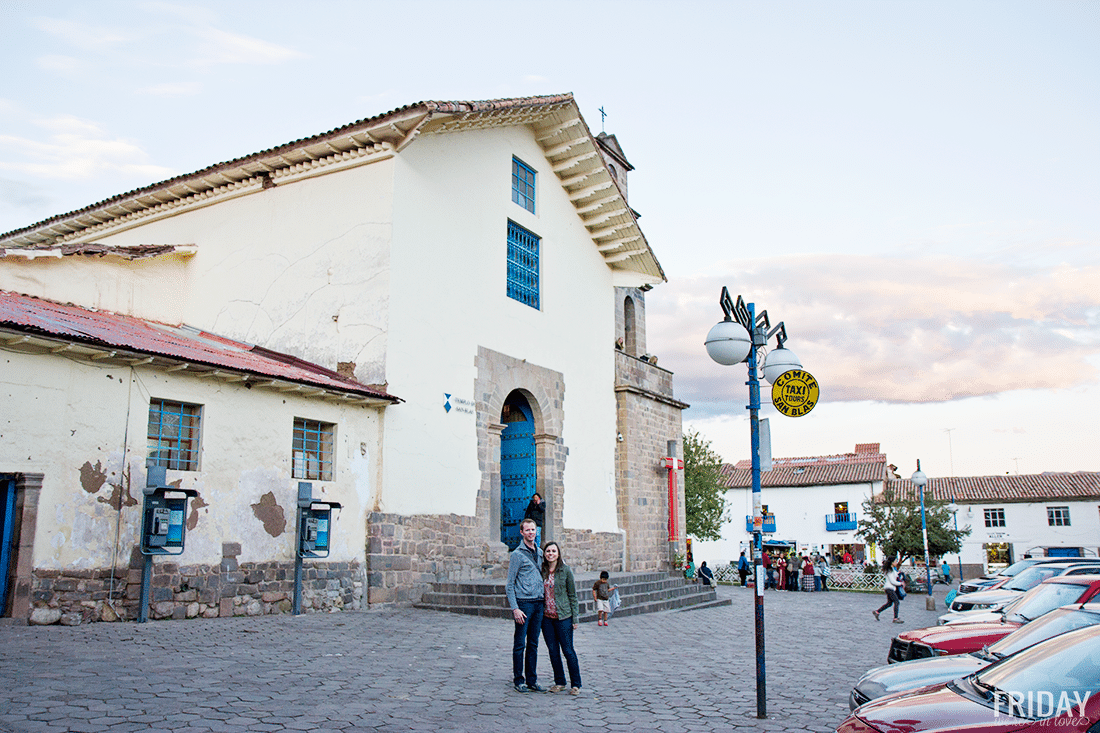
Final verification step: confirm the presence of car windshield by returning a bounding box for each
[990,608,1100,658]
[1002,583,1089,622]
[995,560,1041,578]
[1003,566,1061,592]
[973,625,1100,719]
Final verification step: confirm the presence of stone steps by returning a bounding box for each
[414,571,730,620]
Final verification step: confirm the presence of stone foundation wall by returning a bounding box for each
[366,512,625,606]
[27,542,363,625]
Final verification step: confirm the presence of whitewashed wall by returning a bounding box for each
[0,349,381,570]
[0,160,397,387]
[690,481,879,566]
[956,500,1100,570]
[385,126,619,529]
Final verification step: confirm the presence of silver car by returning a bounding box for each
[850,602,1100,710]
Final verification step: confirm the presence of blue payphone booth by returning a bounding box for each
[138,463,198,623]
[293,482,340,615]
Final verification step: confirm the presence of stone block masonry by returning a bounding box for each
[27,542,363,624]
[366,512,624,606]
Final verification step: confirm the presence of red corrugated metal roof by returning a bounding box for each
[0,291,399,402]
[884,473,1100,503]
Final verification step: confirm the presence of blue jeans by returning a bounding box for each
[541,615,581,689]
[512,598,544,687]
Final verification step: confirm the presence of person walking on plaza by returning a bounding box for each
[776,554,786,591]
[801,555,816,592]
[540,542,582,695]
[872,557,904,624]
[817,555,831,591]
[506,518,545,692]
[737,551,750,587]
[592,571,618,626]
[940,558,952,586]
[788,553,800,591]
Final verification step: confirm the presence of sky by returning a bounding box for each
[1,1,1098,480]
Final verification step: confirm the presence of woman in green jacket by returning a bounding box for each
[540,542,582,694]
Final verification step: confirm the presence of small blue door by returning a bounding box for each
[0,477,15,614]
[500,397,536,551]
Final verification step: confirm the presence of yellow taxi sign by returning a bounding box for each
[771,369,819,417]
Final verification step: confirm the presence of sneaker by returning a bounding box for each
[872,610,880,621]
[527,684,546,692]
[892,618,903,624]
[570,687,581,696]
[514,684,528,693]
[549,685,565,693]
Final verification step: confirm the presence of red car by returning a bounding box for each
[839,623,1100,732]
[887,575,1100,663]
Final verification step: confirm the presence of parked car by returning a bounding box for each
[850,602,1100,710]
[948,561,1100,613]
[957,557,1100,595]
[938,575,1100,626]
[889,577,1100,663]
[838,623,1100,732]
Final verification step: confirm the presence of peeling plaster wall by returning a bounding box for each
[384,126,620,531]
[0,160,396,387]
[1,349,381,574]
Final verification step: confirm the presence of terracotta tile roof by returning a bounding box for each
[720,444,890,488]
[883,473,1100,504]
[0,95,573,243]
[0,291,399,403]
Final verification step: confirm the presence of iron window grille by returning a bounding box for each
[984,508,1006,527]
[1047,506,1071,527]
[147,399,202,471]
[293,418,335,482]
[512,157,536,213]
[507,220,540,309]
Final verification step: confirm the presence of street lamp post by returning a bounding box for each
[947,497,964,583]
[911,462,932,595]
[705,287,801,720]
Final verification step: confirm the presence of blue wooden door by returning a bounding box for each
[500,400,535,550]
[0,477,15,614]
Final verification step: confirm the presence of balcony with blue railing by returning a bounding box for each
[825,512,857,531]
[745,514,776,534]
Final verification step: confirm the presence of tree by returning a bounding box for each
[857,487,970,565]
[683,430,728,541]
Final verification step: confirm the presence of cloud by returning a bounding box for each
[649,253,1100,416]
[0,115,174,181]
[35,55,82,73]
[190,27,306,67]
[138,81,203,97]
[0,177,52,210]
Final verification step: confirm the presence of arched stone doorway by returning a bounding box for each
[500,391,536,550]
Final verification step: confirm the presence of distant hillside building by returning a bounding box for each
[886,472,1100,573]
[0,95,687,623]
[690,442,1100,575]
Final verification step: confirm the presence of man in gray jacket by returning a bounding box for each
[505,517,545,693]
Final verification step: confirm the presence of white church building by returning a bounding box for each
[0,94,688,623]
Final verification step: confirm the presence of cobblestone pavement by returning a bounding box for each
[0,583,953,732]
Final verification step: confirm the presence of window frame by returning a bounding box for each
[984,507,1006,528]
[147,398,203,472]
[1047,506,1071,527]
[506,219,540,309]
[511,157,536,213]
[293,417,336,482]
